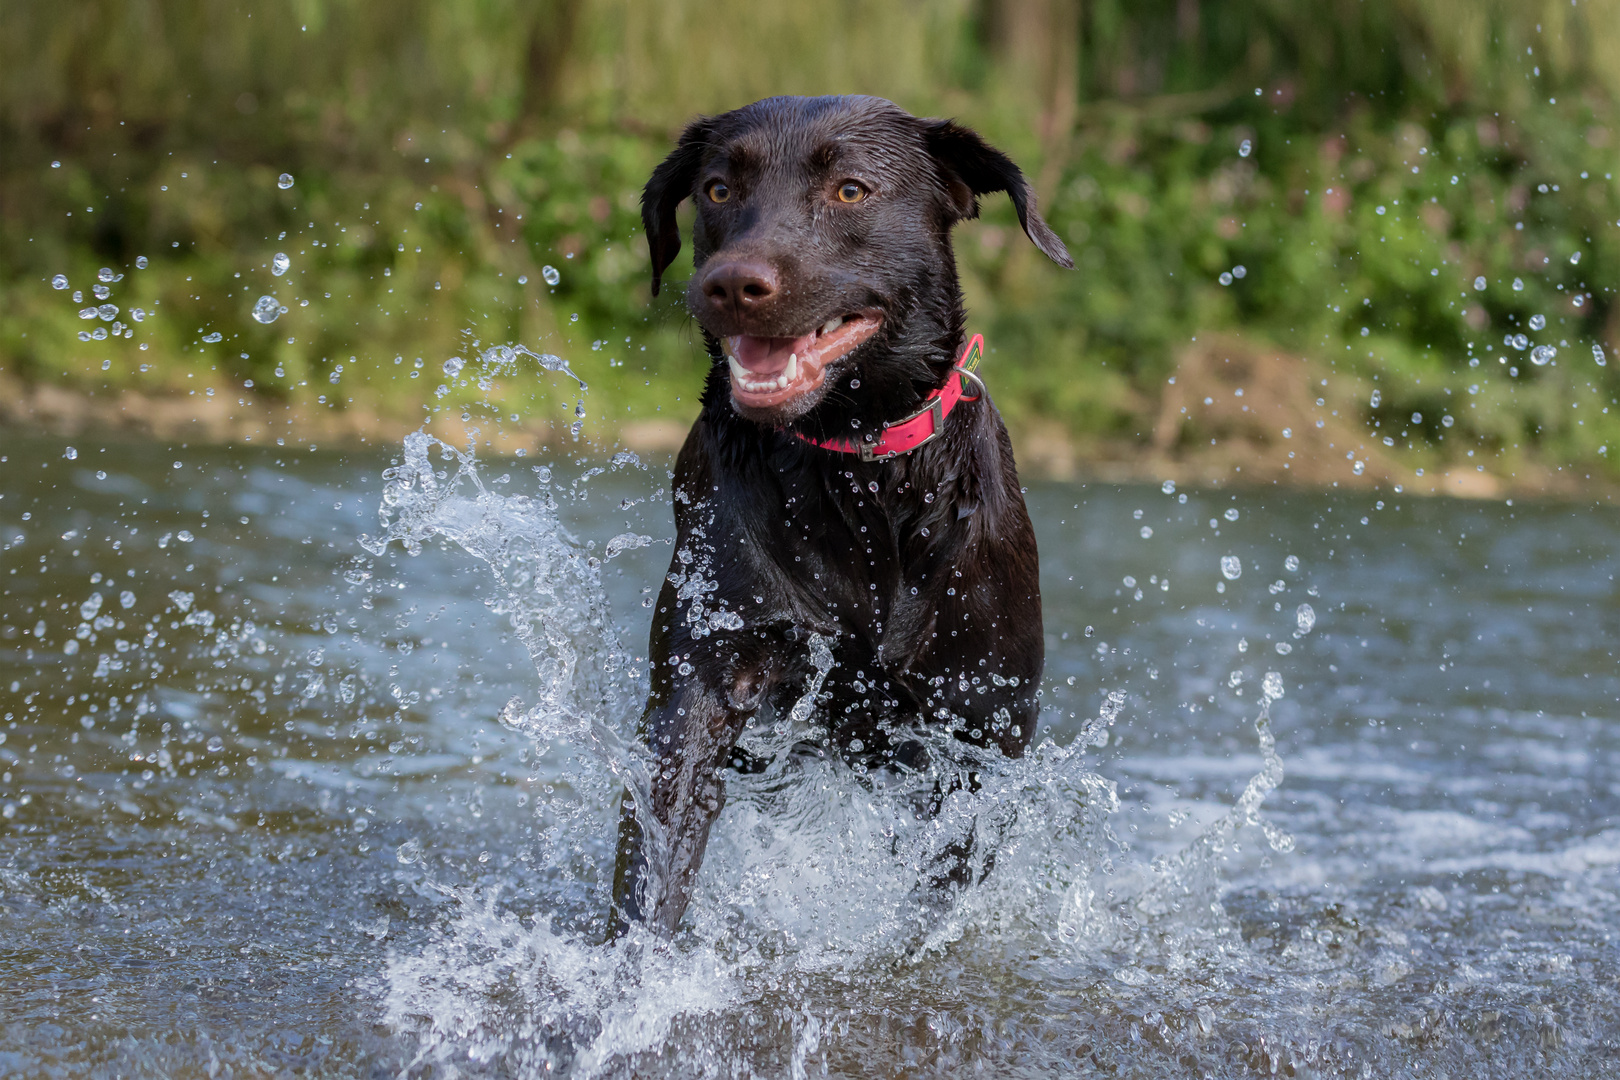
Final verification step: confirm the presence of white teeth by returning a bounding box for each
[821,317,843,334]
[729,352,804,395]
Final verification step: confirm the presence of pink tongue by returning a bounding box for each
[732,333,817,374]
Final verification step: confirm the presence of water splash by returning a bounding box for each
[369,439,1298,1077]
[252,296,286,324]
[466,341,586,391]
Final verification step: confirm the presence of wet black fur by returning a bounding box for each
[611,95,1071,937]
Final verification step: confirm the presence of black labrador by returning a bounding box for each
[611,95,1072,937]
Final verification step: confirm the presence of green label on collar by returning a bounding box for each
[960,335,983,373]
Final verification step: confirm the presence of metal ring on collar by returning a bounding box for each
[954,365,986,402]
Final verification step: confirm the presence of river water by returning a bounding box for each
[1,426,1616,1078]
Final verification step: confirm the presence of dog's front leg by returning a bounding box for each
[608,602,785,938]
[609,688,741,937]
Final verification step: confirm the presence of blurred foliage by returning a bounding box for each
[1,0,1617,477]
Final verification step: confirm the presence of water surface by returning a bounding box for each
[1,432,1616,1077]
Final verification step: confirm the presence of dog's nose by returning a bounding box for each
[700,260,778,312]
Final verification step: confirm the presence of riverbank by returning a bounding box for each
[5,351,1612,503]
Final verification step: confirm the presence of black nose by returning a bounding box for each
[700,260,778,313]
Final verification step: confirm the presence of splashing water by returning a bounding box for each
[364,437,1300,1077]
[252,295,287,324]
[464,341,586,391]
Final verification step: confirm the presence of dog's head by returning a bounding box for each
[642,95,1072,428]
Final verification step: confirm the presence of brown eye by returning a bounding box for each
[837,181,867,204]
[707,181,730,204]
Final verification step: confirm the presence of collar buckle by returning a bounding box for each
[859,395,945,461]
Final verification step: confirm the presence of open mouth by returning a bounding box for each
[724,313,883,408]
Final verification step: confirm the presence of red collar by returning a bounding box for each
[791,335,985,462]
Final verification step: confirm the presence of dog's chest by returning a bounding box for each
[758,471,953,657]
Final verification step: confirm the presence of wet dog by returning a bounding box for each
[611,95,1072,937]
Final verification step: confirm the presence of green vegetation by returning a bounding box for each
[2,0,1617,480]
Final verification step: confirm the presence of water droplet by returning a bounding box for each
[1224,508,1239,521]
[1510,333,1528,350]
[1530,344,1556,366]
[574,400,586,419]
[1274,641,1293,655]
[1594,344,1607,367]
[1370,389,1381,408]
[442,357,465,378]
[1262,671,1285,700]
[202,331,223,343]
[63,446,78,460]
[1410,412,1422,424]
[1161,480,1175,494]
[1219,271,1233,286]
[1228,670,1243,687]
[1352,460,1366,475]
[1220,555,1242,580]
[98,267,119,282]
[1528,314,1546,330]
[541,265,560,286]
[1139,526,1153,539]
[206,736,224,753]
[277,173,295,190]
[1238,138,1252,157]
[1232,265,1246,279]
[1511,277,1524,291]
[97,304,118,321]
[51,274,68,290]
[271,252,291,276]
[1442,415,1454,427]
[251,296,286,324]
[1296,603,1316,633]
[135,256,148,269]
[1473,276,1486,291]
[396,839,422,865]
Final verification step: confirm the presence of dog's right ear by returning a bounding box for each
[641,119,714,296]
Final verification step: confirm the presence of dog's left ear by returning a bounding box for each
[922,119,1074,269]
[641,118,714,296]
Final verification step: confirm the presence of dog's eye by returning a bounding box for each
[836,181,867,204]
[707,181,731,204]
